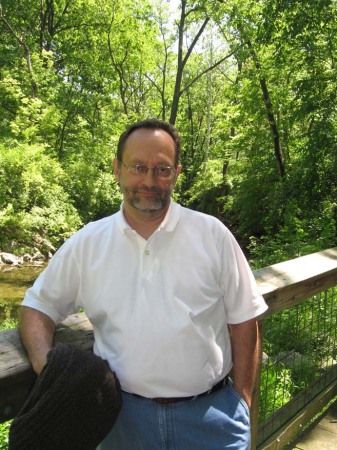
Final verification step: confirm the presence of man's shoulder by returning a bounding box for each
[74,211,121,239]
[178,204,226,228]
[51,211,122,259]
[86,212,119,227]
[174,204,231,243]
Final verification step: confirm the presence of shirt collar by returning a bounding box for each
[116,200,181,235]
[157,200,181,232]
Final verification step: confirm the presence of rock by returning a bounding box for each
[262,352,269,365]
[0,252,22,266]
[319,358,337,371]
[0,248,50,268]
[31,249,46,262]
[333,348,337,360]
[32,260,45,266]
[33,235,56,257]
[275,351,313,372]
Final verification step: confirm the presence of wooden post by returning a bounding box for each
[251,320,264,449]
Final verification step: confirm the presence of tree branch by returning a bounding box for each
[181,17,210,70]
[181,43,245,95]
[0,9,33,72]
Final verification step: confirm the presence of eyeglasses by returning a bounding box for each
[120,162,177,179]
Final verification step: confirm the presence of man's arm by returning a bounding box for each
[228,317,260,409]
[19,306,56,375]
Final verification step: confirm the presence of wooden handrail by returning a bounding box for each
[0,313,94,423]
[1,247,337,444]
[254,247,337,315]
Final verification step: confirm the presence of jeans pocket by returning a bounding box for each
[228,380,250,417]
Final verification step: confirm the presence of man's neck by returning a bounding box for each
[123,203,170,240]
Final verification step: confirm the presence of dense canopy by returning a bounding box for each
[1,0,336,266]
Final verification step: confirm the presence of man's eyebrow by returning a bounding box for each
[127,159,172,166]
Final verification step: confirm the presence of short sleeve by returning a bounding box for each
[22,234,81,324]
[220,228,268,324]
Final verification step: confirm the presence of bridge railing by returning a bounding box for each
[1,248,337,449]
[251,247,337,449]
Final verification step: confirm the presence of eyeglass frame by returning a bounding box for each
[118,161,177,179]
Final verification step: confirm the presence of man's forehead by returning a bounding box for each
[125,127,173,142]
[124,128,175,152]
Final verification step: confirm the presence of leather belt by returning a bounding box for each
[127,376,228,405]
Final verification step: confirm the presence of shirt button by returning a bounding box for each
[144,250,150,256]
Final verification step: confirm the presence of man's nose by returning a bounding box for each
[142,168,157,185]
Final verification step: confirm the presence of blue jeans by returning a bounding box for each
[97,380,251,450]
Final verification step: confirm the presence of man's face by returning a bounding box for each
[113,128,182,213]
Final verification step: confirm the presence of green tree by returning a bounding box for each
[0,142,82,252]
[0,0,336,257]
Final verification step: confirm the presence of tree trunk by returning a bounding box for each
[169,1,209,125]
[0,8,37,96]
[247,40,286,178]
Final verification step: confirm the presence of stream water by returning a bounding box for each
[0,264,45,323]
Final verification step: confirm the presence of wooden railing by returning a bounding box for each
[251,247,337,449]
[1,248,337,448]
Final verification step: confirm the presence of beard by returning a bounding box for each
[119,182,173,212]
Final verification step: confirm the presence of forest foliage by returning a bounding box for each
[1,0,337,266]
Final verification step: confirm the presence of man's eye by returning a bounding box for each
[135,164,147,173]
[156,167,170,175]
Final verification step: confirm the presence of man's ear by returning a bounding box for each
[175,164,182,181]
[112,158,120,181]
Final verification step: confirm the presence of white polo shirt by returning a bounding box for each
[22,202,267,397]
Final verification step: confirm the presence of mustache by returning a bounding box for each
[133,186,162,194]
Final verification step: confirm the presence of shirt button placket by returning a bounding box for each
[142,247,152,278]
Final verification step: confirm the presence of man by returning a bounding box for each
[20,119,268,449]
